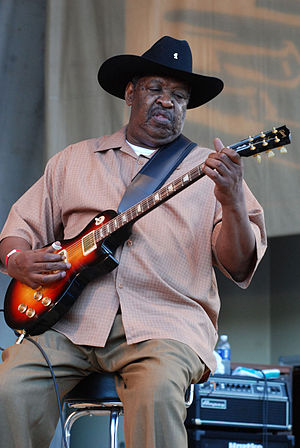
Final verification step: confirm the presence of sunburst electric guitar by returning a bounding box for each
[4,125,291,336]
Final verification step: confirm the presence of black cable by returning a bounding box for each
[25,336,68,448]
[0,310,6,350]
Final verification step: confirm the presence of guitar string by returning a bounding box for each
[54,165,201,261]
[95,132,281,234]
[55,132,283,260]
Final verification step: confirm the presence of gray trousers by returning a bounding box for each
[0,314,205,448]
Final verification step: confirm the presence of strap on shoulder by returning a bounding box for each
[117,134,197,213]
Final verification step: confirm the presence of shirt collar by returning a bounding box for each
[93,125,135,156]
[93,125,158,159]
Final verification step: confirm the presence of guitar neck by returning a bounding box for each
[94,163,206,243]
[93,124,291,244]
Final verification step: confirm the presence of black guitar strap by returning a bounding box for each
[117,134,197,213]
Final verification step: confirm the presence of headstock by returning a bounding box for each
[229,125,291,162]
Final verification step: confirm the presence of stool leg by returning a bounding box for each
[64,410,91,448]
[109,410,119,448]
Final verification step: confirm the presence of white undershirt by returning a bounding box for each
[126,140,156,157]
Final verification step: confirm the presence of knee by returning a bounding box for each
[130,367,186,407]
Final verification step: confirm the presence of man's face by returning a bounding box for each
[125,75,190,148]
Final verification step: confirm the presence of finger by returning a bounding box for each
[207,149,241,174]
[44,241,62,253]
[213,138,241,165]
[42,243,66,262]
[29,253,66,268]
[52,241,62,250]
[204,156,231,177]
[202,163,224,183]
[43,251,68,263]
[213,137,225,153]
[36,260,71,272]
[221,147,242,165]
[34,270,68,287]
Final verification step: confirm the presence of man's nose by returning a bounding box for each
[156,91,173,108]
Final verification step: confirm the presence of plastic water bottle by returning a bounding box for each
[216,334,231,375]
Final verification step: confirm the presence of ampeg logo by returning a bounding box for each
[200,398,227,409]
[228,443,263,448]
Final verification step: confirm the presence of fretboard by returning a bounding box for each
[94,162,206,243]
[91,123,291,244]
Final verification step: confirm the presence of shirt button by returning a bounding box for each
[126,240,133,246]
[138,159,144,165]
[118,283,123,289]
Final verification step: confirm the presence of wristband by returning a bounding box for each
[5,249,23,268]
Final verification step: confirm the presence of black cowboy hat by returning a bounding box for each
[98,36,224,109]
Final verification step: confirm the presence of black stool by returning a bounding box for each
[63,371,195,448]
[63,372,123,448]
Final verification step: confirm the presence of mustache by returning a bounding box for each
[147,105,174,122]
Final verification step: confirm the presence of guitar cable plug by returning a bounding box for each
[15,329,26,344]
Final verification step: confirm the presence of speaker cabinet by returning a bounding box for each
[188,429,295,448]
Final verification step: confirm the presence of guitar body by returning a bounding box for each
[4,210,130,336]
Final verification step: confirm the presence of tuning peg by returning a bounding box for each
[253,154,262,163]
[260,131,266,138]
[272,127,278,134]
[267,150,275,158]
[250,144,256,151]
[274,136,280,143]
[279,146,288,154]
[248,135,254,142]
[262,139,268,147]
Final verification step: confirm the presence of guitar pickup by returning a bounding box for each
[82,231,97,256]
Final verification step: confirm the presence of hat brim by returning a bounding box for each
[98,55,224,109]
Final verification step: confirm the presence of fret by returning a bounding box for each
[125,209,132,222]
[99,225,107,239]
[154,193,160,202]
[173,177,183,190]
[160,186,168,199]
[128,208,136,220]
[182,173,190,183]
[167,183,174,193]
[190,167,200,180]
[132,207,139,219]
[107,222,113,234]
[145,196,153,210]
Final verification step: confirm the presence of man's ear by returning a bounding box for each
[125,82,135,106]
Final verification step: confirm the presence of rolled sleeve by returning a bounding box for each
[211,182,267,289]
[0,154,65,272]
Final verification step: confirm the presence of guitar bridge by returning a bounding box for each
[82,231,97,256]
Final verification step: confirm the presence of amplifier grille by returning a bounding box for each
[186,375,291,430]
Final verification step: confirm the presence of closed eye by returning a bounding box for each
[149,87,162,93]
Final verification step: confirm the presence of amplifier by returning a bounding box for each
[186,374,291,430]
[187,429,295,448]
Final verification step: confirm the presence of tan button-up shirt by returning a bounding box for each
[0,127,267,373]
